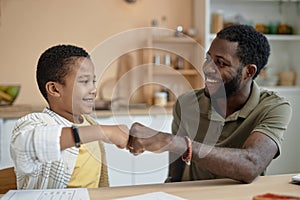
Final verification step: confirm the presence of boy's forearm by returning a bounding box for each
[60,125,107,150]
[60,125,128,150]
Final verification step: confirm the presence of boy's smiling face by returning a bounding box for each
[72,57,97,116]
[50,57,97,122]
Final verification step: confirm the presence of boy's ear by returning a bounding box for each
[45,82,61,97]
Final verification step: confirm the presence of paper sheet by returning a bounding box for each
[1,188,90,200]
[113,191,186,200]
[292,173,300,184]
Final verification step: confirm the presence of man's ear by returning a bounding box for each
[45,82,61,97]
[245,64,257,79]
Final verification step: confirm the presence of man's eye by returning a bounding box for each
[217,60,227,67]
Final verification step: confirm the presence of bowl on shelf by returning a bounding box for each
[0,84,21,106]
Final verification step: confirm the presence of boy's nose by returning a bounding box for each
[90,86,97,95]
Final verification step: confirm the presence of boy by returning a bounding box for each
[10,44,129,189]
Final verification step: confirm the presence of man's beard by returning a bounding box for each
[224,67,243,98]
[206,66,243,99]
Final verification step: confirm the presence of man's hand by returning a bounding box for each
[127,122,172,155]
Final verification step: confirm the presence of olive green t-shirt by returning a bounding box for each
[171,81,292,181]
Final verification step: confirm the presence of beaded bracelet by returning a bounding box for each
[182,136,192,165]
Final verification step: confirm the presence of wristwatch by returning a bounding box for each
[71,125,81,148]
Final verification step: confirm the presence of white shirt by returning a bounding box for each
[10,108,79,189]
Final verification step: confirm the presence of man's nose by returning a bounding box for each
[203,60,217,74]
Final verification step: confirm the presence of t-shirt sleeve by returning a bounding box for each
[253,101,292,158]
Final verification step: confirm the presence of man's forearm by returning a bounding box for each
[191,142,260,183]
[168,134,277,183]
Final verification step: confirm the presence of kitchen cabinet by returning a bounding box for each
[0,119,17,170]
[264,87,300,175]
[96,114,173,187]
[194,0,300,86]
[142,31,205,106]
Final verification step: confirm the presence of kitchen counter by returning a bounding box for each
[94,106,173,117]
[0,104,173,119]
[0,104,44,119]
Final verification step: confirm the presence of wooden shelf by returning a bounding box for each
[209,34,300,41]
[265,34,300,41]
[152,36,197,44]
[143,35,203,105]
[152,67,199,76]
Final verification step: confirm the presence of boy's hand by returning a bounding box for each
[114,125,129,149]
[101,125,129,149]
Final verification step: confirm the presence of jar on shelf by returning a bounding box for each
[174,56,184,70]
[211,10,224,33]
[164,54,171,65]
[153,55,160,65]
[154,92,167,106]
[279,70,296,86]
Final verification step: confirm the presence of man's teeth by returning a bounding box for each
[206,78,220,83]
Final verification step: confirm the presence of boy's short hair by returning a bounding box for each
[36,44,90,101]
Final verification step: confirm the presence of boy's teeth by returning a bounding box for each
[83,98,94,102]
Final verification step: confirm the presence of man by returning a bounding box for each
[127,24,292,183]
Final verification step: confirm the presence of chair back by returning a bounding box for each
[0,167,17,194]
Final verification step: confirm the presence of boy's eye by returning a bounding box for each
[79,80,89,84]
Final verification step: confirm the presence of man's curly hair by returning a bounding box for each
[217,24,270,79]
[36,44,90,101]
